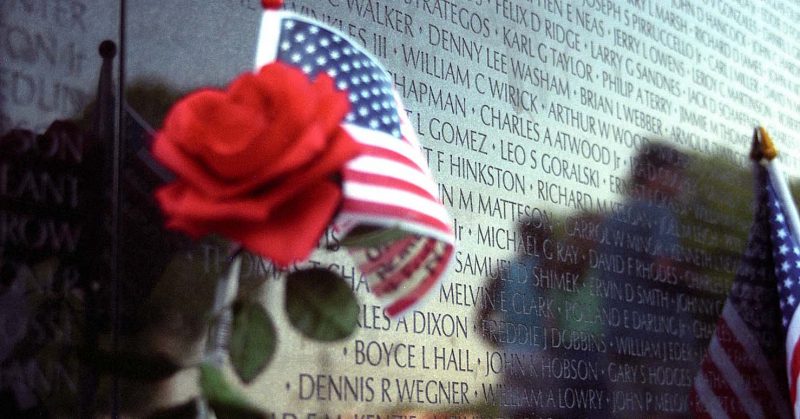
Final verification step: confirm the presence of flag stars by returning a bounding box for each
[778,228,788,239]
[780,244,790,255]
[789,295,796,306]
[777,213,785,223]
[782,261,791,272]
[277,19,403,137]
[785,278,794,288]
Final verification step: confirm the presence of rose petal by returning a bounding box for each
[153,133,234,196]
[228,180,342,267]
[165,91,260,157]
[157,185,262,222]
[251,129,362,209]
[158,90,272,181]
[234,63,317,152]
[153,62,363,265]
[212,63,350,186]
[207,87,352,195]
[312,74,351,132]
[155,183,211,238]
[159,90,225,154]
[155,129,359,235]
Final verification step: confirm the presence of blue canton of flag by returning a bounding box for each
[770,186,800,329]
[276,19,401,138]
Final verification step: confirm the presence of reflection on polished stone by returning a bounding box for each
[474,138,799,417]
[6,0,800,417]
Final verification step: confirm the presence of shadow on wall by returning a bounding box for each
[0,79,205,417]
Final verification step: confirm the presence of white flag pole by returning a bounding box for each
[762,127,800,240]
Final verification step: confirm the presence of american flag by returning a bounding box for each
[766,131,800,419]
[254,11,454,316]
[690,129,796,418]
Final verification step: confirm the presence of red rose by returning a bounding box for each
[261,0,284,9]
[152,62,361,267]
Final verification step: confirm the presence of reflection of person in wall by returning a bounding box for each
[476,213,551,418]
[477,202,603,418]
[590,143,692,419]
[478,142,691,418]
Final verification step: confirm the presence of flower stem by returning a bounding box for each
[204,245,243,367]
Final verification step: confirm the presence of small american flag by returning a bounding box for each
[690,129,796,418]
[254,11,454,316]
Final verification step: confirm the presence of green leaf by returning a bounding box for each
[340,226,408,247]
[229,301,276,384]
[285,268,358,341]
[199,363,267,419]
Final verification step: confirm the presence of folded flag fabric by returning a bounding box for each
[254,10,455,316]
